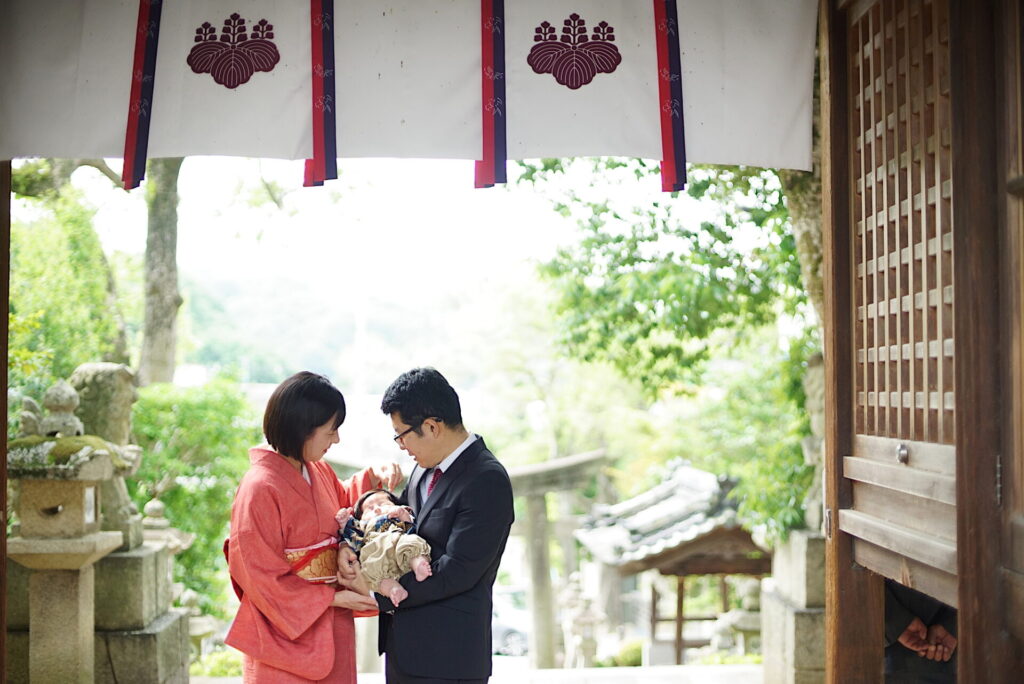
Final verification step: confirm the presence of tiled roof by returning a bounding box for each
[575,460,742,566]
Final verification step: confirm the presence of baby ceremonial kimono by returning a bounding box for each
[340,509,431,593]
[225,447,376,682]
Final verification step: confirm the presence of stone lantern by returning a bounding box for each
[6,436,124,683]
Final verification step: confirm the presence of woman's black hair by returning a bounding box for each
[263,371,345,461]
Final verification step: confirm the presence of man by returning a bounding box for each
[376,367,515,683]
[884,579,957,683]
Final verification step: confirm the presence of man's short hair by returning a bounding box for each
[264,371,346,460]
[380,367,463,428]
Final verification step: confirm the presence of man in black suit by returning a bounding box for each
[884,579,957,683]
[376,367,515,684]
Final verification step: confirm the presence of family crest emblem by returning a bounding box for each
[187,14,280,89]
[527,14,622,90]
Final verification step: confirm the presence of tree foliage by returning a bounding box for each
[521,159,805,394]
[517,158,820,539]
[128,378,259,617]
[8,191,125,422]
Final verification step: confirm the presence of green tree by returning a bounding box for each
[522,160,807,393]
[518,159,822,538]
[8,191,125,416]
[128,378,259,616]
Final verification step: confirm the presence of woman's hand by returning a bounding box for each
[372,462,404,490]
[331,589,378,612]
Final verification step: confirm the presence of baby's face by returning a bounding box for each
[361,492,393,521]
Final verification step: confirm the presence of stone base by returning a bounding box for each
[761,579,825,684]
[5,630,29,684]
[95,608,190,684]
[94,541,172,630]
[6,560,30,629]
[770,531,825,608]
[761,531,826,684]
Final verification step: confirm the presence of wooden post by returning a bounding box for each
[525,493,555,668]
[675,576,685,665]
[649,583,658,643]
[2,158,11,684]
[720,575,730,612]
[820,1,885,681]
[949,0,1018,679]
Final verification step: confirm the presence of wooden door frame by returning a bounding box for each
[949,0,1017,678]
[820,1,885,681]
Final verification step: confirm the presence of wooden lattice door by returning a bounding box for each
[837,0,958,606]
[823,0,1024,679]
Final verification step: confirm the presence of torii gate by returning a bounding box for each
[507,449,608,669]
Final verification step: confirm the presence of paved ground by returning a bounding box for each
[191,662,763,684]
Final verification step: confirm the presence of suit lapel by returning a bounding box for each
[407,465,428,514]
[416,439,483,522]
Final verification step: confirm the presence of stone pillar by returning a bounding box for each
[30,568,96,683]
[525,493,556,668]
[6,441,123,684]
[557,494,579,576]
[761,531,826,683]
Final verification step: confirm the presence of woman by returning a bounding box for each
[225,371,402,682]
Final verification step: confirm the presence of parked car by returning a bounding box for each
[491,597,530,657]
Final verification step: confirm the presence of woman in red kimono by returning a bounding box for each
[225,371,402,682]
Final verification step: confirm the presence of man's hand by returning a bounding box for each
[925,624,957,662]
[372,462,404,490]
[897,617,930,655]
[385,505,414,523]
[336,545,360,583]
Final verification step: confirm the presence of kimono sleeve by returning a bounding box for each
[228,480,334,640]
[332,466,378,507]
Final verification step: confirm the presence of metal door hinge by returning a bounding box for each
[825,508,833,540]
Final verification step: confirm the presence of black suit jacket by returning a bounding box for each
[375,437,514,680]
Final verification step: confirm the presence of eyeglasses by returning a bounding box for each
[392,417,441,444]
[393,424,419,443]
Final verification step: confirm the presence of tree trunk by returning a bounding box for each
[138,158,184,386]
[778,78,824,326]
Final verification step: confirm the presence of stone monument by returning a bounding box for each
[6,432,125,683]
[761,352,826,683]
[712,577,763,655]
[6,370,191,683]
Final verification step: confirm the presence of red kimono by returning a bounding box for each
[225,447,376,682]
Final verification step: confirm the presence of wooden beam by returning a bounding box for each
[844,456,957,505]
[821,1,885,681]
[950,0,1019,679]
[854,540,958,609]
[665,555,773,577]
[2,158,11,684]
[838,509,957,574]
[852,435,956,477]
[675,576,685,665]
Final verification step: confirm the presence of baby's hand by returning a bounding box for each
[335,507,353,528]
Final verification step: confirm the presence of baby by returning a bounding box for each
[335,488,432,605]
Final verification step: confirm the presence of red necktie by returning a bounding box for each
[427,468,443,496]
